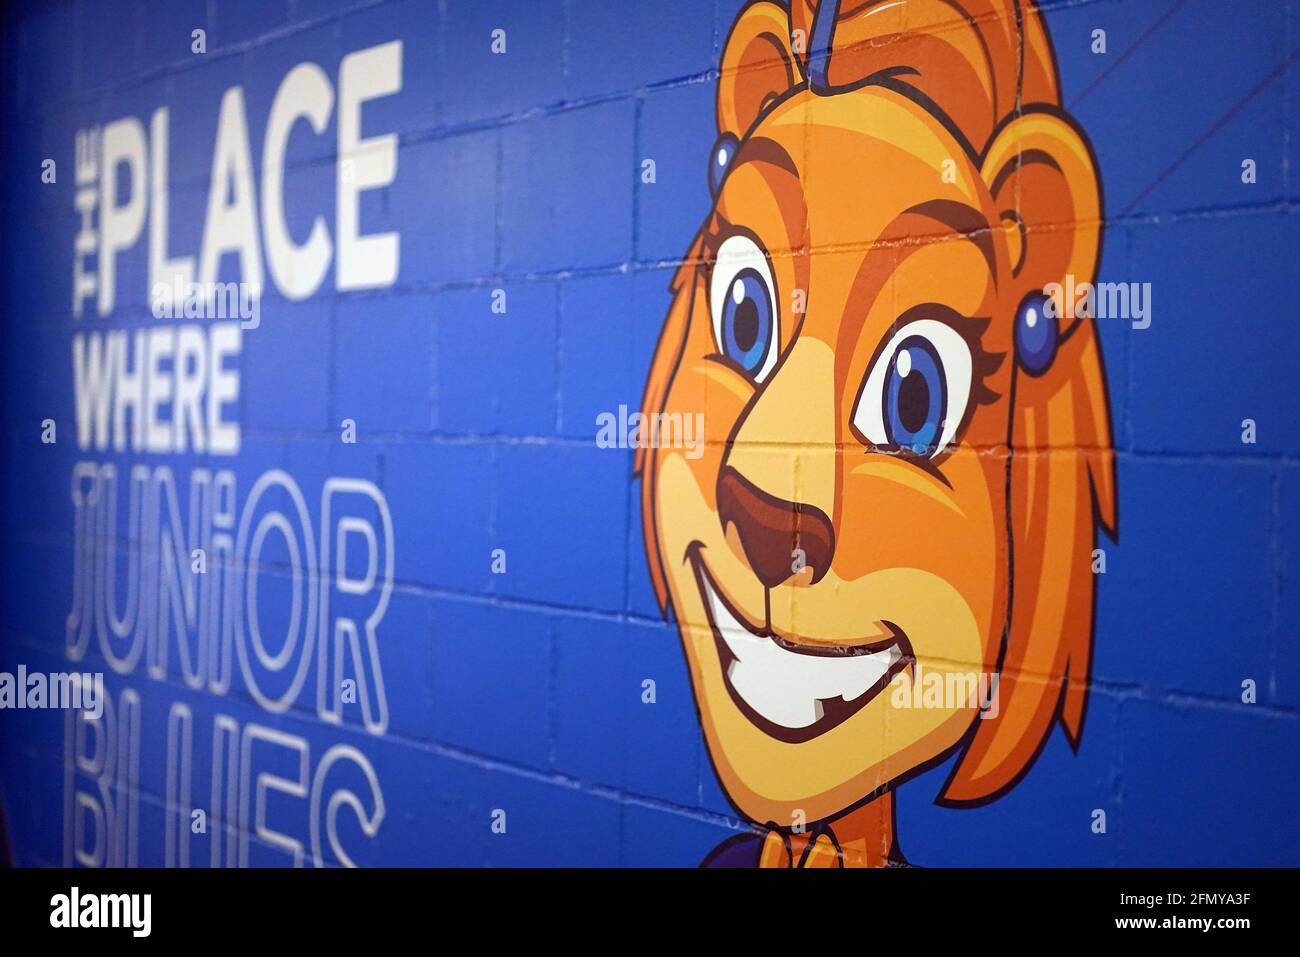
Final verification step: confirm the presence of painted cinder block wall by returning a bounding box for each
[0,0,1297,867]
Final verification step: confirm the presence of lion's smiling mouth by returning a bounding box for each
[689,548,914,743]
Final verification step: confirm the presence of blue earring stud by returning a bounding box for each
[1014,291,1058,375]
[708,132,740,198]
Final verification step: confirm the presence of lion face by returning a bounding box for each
[639,0,1114,831]
[649,87,1016,824]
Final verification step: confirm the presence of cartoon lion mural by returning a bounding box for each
[635,0,1117,867]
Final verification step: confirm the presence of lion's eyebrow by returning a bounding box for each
[732,135,799,178]
[901,199,996,277]
[709,136,807,256]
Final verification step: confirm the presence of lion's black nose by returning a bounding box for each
[716,466,836,589]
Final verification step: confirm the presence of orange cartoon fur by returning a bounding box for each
[636,0,1116,866]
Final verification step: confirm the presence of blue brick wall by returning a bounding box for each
[0,0,1297,867]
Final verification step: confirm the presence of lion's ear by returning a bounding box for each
[979,109,1102,336]
[717,1,800,138]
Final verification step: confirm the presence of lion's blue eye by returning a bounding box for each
[720,269,774,375]
[883,337,946,455]
[710,234,780,383]
[851,318,975,460]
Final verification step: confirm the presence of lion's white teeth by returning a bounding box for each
[727,659,825,728]
[704,575,900,731]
